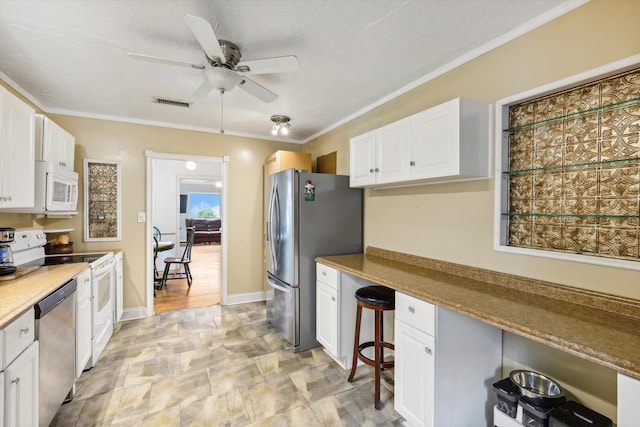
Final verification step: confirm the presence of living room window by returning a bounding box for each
[495,58,640,270]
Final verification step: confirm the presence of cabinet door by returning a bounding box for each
[0,88,35,208]
[4,341,38,427]
[410,100,458,180]
[618,373,640,427]
[60,130,75,170]
[0,371,4,427]
[394,320,435,427]
[76,268,92,378]
[349,130,377,187]
[316,280,338,357]
[376,119,411,184]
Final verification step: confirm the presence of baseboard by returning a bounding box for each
[120,307,147,321]
[225,291,268,305]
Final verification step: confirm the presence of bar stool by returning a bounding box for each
[347,285,395,410]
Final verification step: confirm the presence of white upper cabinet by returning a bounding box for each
[35,115,75,171]
[349,119,411,187]
[0,87,36,208]
[350,97,491,188]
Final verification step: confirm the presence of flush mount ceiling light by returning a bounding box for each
[271,115,291,136]
[185,161,197,170]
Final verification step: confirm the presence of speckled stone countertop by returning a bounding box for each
[0,263,88,328]
[316,247,640,380]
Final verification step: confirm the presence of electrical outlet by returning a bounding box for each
[137,212,146,223]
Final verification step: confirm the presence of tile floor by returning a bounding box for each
[52,302,406,426]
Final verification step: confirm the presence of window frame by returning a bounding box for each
[493,54,640,271]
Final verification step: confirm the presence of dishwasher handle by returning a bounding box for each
[35,278,77,318]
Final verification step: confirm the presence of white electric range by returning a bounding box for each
[11,229,115,368]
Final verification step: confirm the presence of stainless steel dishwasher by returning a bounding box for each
[35,278,76,427]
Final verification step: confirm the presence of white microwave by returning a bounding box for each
[34,161,78,212]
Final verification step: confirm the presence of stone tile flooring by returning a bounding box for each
[52,302,406,426]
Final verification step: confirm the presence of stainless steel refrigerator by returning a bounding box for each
[265,169,363,352]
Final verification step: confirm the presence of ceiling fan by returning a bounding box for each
[128,14,300,104]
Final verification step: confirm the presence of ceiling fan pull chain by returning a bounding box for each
[220,89,225,134]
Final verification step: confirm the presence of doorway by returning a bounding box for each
[145,151,228,316]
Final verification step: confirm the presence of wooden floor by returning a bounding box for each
[153,244,221,313]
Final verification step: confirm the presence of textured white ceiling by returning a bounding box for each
[0,0,585,142]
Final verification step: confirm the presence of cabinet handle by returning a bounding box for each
[331,296,336,301]
[424,347,432,355]
[20,326,29,334]
[375,168,379,172]
[408,306,415,313]
[369,168,374,173]
[11,377,20,384]
[410,161,415,166]
[322,271,326,276]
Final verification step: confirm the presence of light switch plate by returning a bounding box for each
[137,212,145,223]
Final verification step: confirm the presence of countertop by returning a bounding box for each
[316,247,640,380]
[0,263,89,328]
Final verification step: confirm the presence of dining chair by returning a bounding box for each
[159,226,195,289]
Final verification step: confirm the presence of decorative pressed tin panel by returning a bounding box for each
[84,159,121,241]
[501,67,640,263]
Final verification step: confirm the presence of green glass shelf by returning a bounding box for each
[503,97,640,133]
[501,212,640,219]
[502,156,640,175]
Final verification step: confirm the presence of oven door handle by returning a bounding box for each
[93,259,115,276]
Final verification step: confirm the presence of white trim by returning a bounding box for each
[120,307,147,321]
[225,291,268,306]
[493,54,640,272]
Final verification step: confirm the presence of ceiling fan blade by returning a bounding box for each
[128,53,205,69]
[237,55,300,75]
[184,14,226,64]
[192,78,215,97]
[237,76,278,103]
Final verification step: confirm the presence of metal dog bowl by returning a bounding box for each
[509,370,564,404]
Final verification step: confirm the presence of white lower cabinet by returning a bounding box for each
[75,268,92,378]
[618,373,640,427]
[4,341,38,427]
[394,292,501,427]
[316,263,381,369]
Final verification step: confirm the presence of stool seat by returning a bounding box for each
[355,285,395,307]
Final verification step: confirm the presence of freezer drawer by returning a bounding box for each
[266,274,298,347]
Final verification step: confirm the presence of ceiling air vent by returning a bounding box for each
[153,97,191,108]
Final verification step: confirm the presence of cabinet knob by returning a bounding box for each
[11,377,20,384]
[375,168,379,172]
[322,271,326,276]
[408,306,415,313]
[424,347,432,355]
[20,326,29,334]
[410,161,415,166]
[331,296,336,301]
[369,168,374,173]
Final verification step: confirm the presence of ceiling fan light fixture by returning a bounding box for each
[204,67,242,92]
[270,115,291,136]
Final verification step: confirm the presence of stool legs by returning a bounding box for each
[347,301,394,410]
[374,309,382,410]
[347,304,363,383]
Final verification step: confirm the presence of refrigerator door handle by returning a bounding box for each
[267,181,277,268]
[268,278,291,294]
[271,183,281,267]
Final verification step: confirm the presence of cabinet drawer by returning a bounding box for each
[316,263,338,288]
[396,292,435,335]
[3,308,35,367]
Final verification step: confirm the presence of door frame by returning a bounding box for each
[145,150,229,316]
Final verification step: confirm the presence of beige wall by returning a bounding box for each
[304,0,640,301]
[0,114,303,310]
